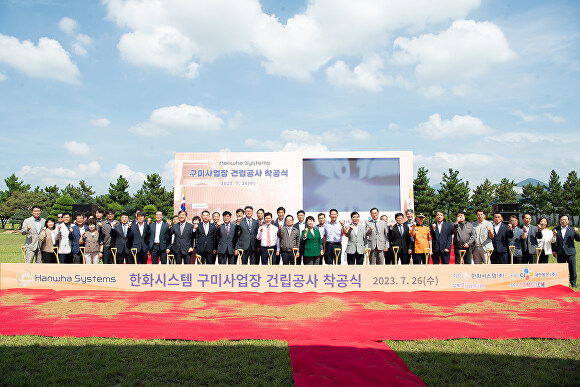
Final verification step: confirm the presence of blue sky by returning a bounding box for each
[0,0,578,194]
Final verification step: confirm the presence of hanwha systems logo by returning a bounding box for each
[16,270,34,287]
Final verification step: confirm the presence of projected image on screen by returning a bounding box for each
[303,158,401,212]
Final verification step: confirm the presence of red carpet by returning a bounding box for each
[289,340,425,386]
[0,285,577,341]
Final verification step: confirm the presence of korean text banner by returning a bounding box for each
[1,264,568,292]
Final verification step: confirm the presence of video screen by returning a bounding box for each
[303,158,401,212]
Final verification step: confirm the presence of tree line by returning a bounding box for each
[0,174,173,228]
[414,167,580,225]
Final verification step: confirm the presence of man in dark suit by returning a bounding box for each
[430,210,453,264]
[69,213,89,264]
[99,209,116,264]
[388,212,411,264]
[168,210,195,264]
[110,212,133,264]
[234,206,260,264]
[521,213,541,264]
[216,211,237,264]
[551,214,580,287]
[130,211,149,264]
[148,210,170,264]
[490,212,512,264]
[195,210,218,264]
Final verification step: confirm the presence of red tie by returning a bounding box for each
[226,224,229,235]
[267,225,271,246]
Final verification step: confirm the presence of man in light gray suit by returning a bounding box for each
[345,211,366,265]
[21,205,45,263]
[217,211,237,264]
[365,207,389,265]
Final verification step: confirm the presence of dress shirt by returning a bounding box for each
[324,221,343,243]
[257,224,279,248]
[154,221,162,243]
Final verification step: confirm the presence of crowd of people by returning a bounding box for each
[20,205,579,286]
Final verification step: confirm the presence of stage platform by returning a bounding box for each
[0,263,568,292]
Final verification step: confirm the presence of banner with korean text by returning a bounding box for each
[1,264,568,292]
[173,151,414,221]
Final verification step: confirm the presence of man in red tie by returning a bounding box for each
[257,212,279,265]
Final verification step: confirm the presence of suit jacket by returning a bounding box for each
[491,223,512,253]
[301,228,322,257]
[507,227,524,258]
[235,217,259,251]
[430,221,453,253]
[169,222,195,255]
[365,220,389,250]
[346,223,366,254]
[389,223,411,253]
[70,224,89,254]
[216,222,236,254]
[278,226,300,252]
[111,222,133,254]
[273,218,286,229]
[21,216,46,251]
[551,226,580,256]
[195,222,218,253]
[521,225,541,253]
[147,221,170,251]
[130,222,149,252]
[99,220,115,247]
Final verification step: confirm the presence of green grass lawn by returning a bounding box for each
[1,233,579,385]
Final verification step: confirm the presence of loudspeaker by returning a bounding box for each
[492,203,518,213]
[72,204,98,219]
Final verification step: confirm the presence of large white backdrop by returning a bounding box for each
[174,151,414,223]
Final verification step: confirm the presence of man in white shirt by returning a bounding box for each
[257,212,279,264]
[471,209,494,264]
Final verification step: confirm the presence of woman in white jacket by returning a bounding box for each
[536,217,552,263]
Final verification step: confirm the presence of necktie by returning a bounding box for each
[247,219,251,232]
[226,224,229,235]
[267,225,271,246]
[399,225,403,235]
[180,222,184,235]
[123,224,127,237]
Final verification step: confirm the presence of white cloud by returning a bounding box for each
[110,163,146,187]
[513,109,537,122]
[244,138,283,149]
[72,33,92,56]
[388,123,399,130]
[63,141,90,155]
[17,161,101,186]
[393,20,515,84]
[0,34,80,84]
[543,112,565,123]
[349,129,371,141]
[0,72,6,81]
[150,104,223,131]
[282,143,329,152]
[58,17,78,35]
[416,113,490,139]
[128,122,169,137]
[90,118,111,127]
[326,55,392,92]
[129,104,224,137]
[227,111,243,129]
[104,0,481,81]
[484,131,570,145]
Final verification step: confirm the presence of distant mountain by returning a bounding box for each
[516,178,547,187]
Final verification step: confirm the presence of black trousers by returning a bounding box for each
[432,250,450,264]
[454,247,472,264]
[102,246,113,264]
[117,251,133,264]
[199,251,215,264]
[41,251,56,263]
[173,251,191,264]
[347,252,364,265]
[240,249,258,265]
[324,243,342,264]
[150,244,166,264]
[522,250,538,264]
[136,251,148,264]
[303,255,321,265]
[72,252,83,264]
[218,252,234,264]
